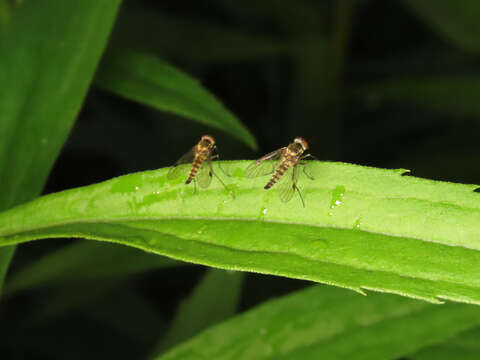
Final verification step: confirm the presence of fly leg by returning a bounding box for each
[292,166,306,207]
[295,184,306,208]
[193,177,198,195]
[299,153,317,180]
[209,162,235,199]
[210,150,230,178]
[301,153,317,160]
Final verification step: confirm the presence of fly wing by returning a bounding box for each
[244,148,286,178]
[277,164,297,203]
[300,157,317,180]
[167,146,196,180]
[196,160,213,188]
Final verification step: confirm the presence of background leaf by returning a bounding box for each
[4,241,183,296]
[357,76,480,117]
[95,51,257,150]
[1,161,480,304]
[155,285,480,360]
[110,10,288,64]
[403,0,480,53]
[151,269,244,356]
[0,0,10,29]
[411,326,480,360]
[0,0,121,295]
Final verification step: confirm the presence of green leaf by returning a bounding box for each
[155,286,480,360]
[4,241,183,296]
[0,246,14,294]
[403,0,480,53]
[95,51,257,150]
[357,76,480,117]
[83,286,165,345]
[0,0,11,29]
[32,279,122,323]
[212,0,323,35]
[0,161,480,304]
[412,326,480,360]
[151,269,244,356]
[0,0,121,295]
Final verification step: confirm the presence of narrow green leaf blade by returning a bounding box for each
[4,241,182,296]
[0,0,121,209]
[155,286,480,360]
[0,0,121,295]
[357,76,480,117]
[95,51,257,150]
[0,161,479,304]
[0,246,14,294]
[0,0,10,29]
[412,326,480,360]
[152,269,244,355]
[403,0,480,53]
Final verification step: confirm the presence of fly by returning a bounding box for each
[168,135,232,196]
[244,137,315,207]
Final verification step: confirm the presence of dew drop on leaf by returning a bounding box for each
[329,185,346,212]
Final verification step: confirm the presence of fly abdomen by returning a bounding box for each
[265,161,290,189]
[186,155,204,184]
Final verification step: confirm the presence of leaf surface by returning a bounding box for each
[403,0,480,53]
[0,0,121,295]
[0,161,479,304]
[156,286,480,360]
[4,241,182,296]
[152,269,244,356]
[411,326,480,360]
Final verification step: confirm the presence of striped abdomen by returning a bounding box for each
[186,151,208,184]
[265,158,294,189]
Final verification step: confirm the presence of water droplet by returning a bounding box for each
[353,218,361,229]
[226,184,238,198]
[41,138,47,145]
[259,206,269,218]
[259,328,267,335]
[110,175,143,194]
[197,225,207,235]
[329,185,346,213]
[216,199,228,215]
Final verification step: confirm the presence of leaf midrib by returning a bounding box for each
[3,217,478,298]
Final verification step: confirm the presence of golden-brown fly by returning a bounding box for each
[168,135,230,194]
[244,137,315,206]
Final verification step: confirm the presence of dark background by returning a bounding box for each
[3,0,480,358]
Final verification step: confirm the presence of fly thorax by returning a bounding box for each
[288,142,304,156]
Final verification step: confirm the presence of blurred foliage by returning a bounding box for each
[0,0,120,296]
[155,285,480,360]
[96,51,257,149]
[3,0,480,359]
